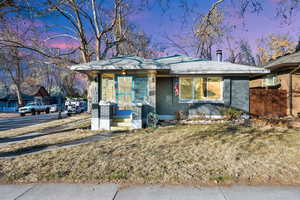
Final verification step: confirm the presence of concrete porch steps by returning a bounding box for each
[112,122,132,127]
[112,115,131,119]
[110,126,131,131]
[111,116,132,131]
[112,118,132,123]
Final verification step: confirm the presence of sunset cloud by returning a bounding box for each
[46,41,79,50]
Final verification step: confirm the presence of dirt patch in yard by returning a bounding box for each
[1,123,300,186]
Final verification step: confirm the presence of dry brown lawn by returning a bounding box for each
[1,123,300,185]
[0,114,90,139]
[0,118,104,155]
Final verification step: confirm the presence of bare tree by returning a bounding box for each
[150,0,299,21]
[163,1,226,59]
[154,0,299,58]
[226,39,256,65]
[194,6,225,59]
[0,18,41,106]
[0,0,130,111]
[257,34,296,65]
[42,0,130,63]
[0,48,27,106]
[0,0,15,17]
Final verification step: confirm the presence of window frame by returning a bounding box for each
[179,76,224,103]
[263,74,278,87]
[132,77,148,104]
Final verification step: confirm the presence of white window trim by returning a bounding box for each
[179,76,224,104]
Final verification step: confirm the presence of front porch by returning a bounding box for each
[90,70,157,131]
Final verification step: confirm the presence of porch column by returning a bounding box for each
[148,70,157,112]
[91,74,101,130]
[99,101,113,130]
[288,72,293,116]
[131,103,143,129]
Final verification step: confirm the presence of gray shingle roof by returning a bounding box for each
[71,56,168,70]
[70,55,269,75]
[170,61,268,74]
[264,51,300,69]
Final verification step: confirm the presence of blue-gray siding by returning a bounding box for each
[156,77,249,116]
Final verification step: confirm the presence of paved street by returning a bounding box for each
[0,113,67,131]
[1,184,300,200]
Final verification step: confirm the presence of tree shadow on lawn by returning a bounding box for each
[0,144,49,158]
[0,126,90,145]
[181,124,285,149]
[183,124,242,140]
[0,130,127,158]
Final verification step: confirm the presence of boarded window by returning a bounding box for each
[179,77,222,101]
[102,74,115,102]
[118,76,132,94]
[117,76,133,109]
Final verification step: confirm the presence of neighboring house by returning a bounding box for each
[250,50,300,116]
[0,85,50,112]
[71,53,269,130]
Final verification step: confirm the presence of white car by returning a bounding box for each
[50,104,58,113]
[19,102,51,116]
[65,98,87,116]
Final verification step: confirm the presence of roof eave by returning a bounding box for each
[265,63,300,70]
[170,70,270,75]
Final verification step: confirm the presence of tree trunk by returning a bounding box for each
[15,55,24,107]
[15,83,24,107]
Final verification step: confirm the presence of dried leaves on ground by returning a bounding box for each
[0,114,90,139]
[1,123,300,185]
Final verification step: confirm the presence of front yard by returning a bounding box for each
[0,114,90,139]
[1,121,300,185]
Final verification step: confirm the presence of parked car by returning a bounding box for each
[19,102,51,116]
[65,98,87,116]
[50,104,64,113]
[50,104,58,113]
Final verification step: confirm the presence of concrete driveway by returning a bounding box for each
[1,184,300,200]
[0,113,67,131]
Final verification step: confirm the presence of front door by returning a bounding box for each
[117,76,133,111]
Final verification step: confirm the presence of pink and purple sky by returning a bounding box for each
[41,0,299,59]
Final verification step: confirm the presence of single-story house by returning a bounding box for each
[250,49,300,116]
[71,53,269,130]
[0,85,50,112]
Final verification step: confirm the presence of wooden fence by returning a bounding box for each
[250,88,287,118]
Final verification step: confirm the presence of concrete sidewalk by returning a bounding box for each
[1,184,300,200]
